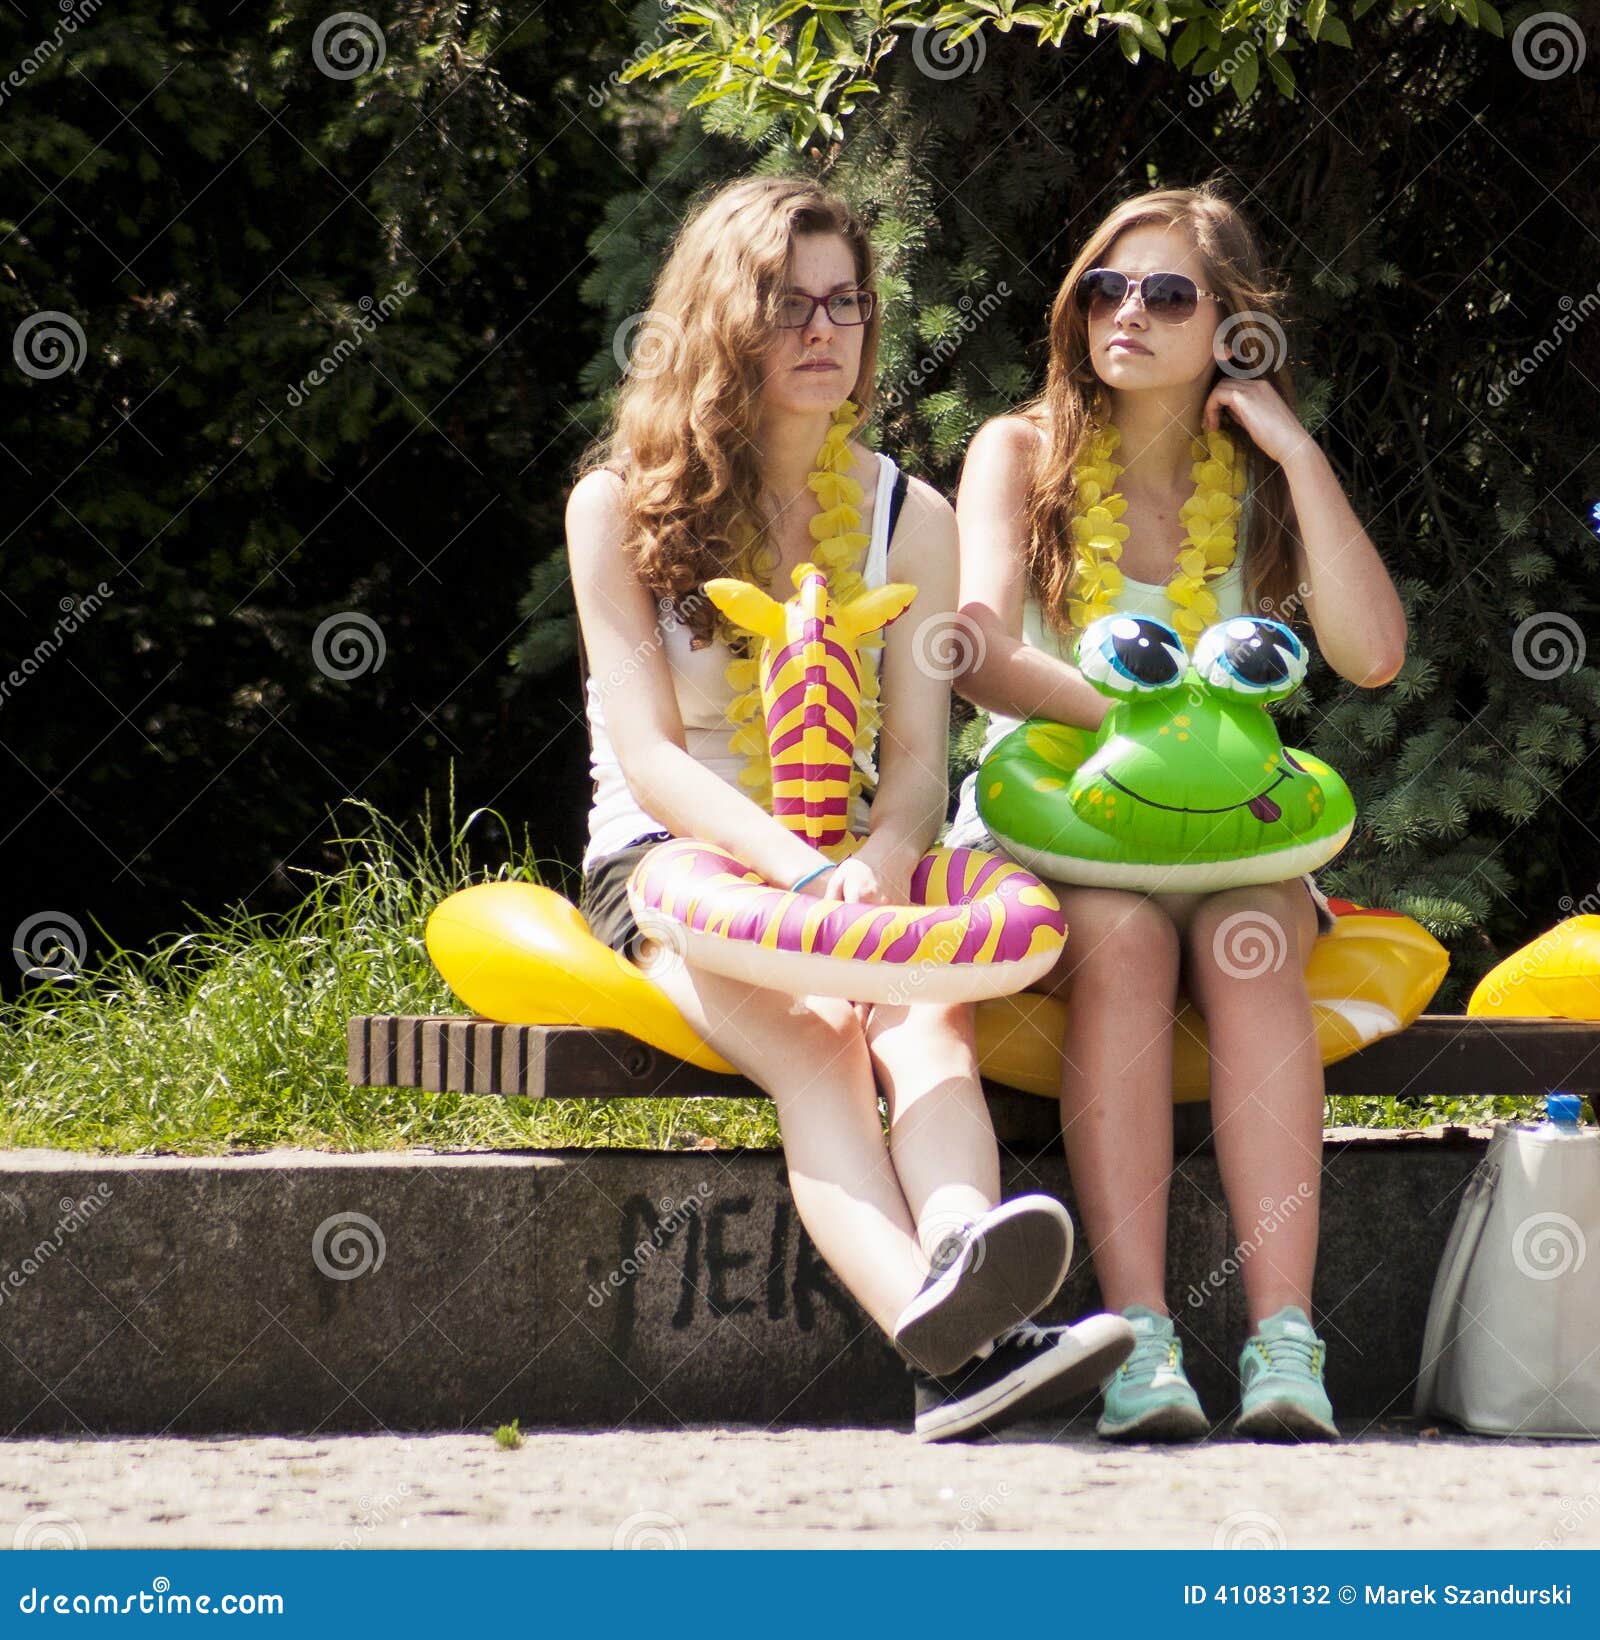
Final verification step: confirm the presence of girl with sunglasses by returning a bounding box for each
[946,182,1407,1442]
[566,176,1134,1442]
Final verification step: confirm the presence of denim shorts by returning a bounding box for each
[1300,873,1337,936]
[578,831,672,956]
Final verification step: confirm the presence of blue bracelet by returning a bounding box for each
[789,861,832,893]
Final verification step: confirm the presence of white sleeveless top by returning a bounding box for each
[582,454,904,871]
[944,481,1256,849]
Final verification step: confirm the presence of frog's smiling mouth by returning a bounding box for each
[1102,768,1293,823]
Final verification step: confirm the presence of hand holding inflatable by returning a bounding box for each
[978,613,1355,893]
[624,562,1066,1004]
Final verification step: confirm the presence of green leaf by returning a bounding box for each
[687,74,752,107]
[796,13,819,69]
[1132,15,1167,55]
[1305,0,1327,38]
[1319,15,1352,45]
[818,11,862,64]
[618,47,679,84]
[1229,45,1259,100]
[1172,21,1202,66]
[942,20,990,46]
[1265,48,1296,95]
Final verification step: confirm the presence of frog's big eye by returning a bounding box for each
[1193,617,1307,701]
[1076,615,1187,697]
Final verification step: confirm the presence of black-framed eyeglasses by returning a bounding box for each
[774,288,878,329]
[1074,268,1218,325]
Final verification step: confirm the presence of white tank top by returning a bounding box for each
[582,454,904,871]
[944,480,1256,848]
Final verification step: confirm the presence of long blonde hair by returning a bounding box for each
[581,176,880,651]
[1022,181,1301,631]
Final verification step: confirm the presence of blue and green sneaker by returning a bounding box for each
[1096,1305,1209,1442]
[1234,1305,1339,1442]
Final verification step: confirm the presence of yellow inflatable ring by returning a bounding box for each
[1468,914,1600,1019]
[977,896,1448,1104]
[426,886,1447,1101]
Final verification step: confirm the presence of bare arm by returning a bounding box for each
[954,416,1110,732]
[566,470,831,890]
[845,478,960,903]
[1281,442,1408,686]
[1203,379,1407,688]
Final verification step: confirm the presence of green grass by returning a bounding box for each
[0,784,1537,1154]
[0,785,783,1155]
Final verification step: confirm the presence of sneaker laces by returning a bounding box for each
[1257,1333,1324,1378]
[991,1319,1055,1351]
[1120,1329,1181,1380]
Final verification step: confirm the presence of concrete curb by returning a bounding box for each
[0,1132,1488,1435]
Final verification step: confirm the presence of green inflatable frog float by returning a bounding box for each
[976,613,1355,892]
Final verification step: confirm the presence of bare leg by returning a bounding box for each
[1178,880,1324,1326]
[1041,888,1182,1316]
[865,1000,999,1265]
[639,945,924,1336]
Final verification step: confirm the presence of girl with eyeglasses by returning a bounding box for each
[566,176,1134,1442]
[946,181,1407,1442]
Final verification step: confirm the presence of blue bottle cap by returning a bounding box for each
[1548,1093,1582,1124]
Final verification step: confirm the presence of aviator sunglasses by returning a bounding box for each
[1074,268,1218,325]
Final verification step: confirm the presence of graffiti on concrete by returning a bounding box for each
[582,1189,856,1355]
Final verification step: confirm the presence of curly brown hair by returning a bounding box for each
[580,176,881,652]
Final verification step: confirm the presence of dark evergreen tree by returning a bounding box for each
[0,2,648,966]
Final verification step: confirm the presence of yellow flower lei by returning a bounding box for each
[1068,421,1247,650]
[722,399,883,833]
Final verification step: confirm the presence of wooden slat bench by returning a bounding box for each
[348,1013,1600,1148]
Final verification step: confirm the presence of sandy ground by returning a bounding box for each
[4,1421,1599,1550]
